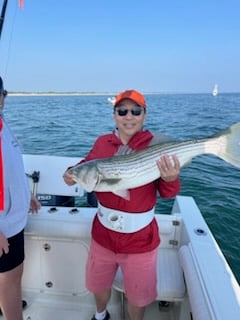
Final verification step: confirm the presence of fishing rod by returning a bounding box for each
[0,0,8,40]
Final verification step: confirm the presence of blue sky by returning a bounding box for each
[0,0,239,93]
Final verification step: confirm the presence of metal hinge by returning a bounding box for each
[172,220,180,226]
[169,240,178,246]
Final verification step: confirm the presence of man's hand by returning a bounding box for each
[157,154,180,182]
[29,193,41,213]
[63,171,76,186]
[0,232,9,257]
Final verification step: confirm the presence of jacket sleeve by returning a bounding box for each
[157,177,181,198]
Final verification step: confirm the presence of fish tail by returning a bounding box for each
[205,122,240,168]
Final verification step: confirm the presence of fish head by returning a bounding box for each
[68,161,100,192]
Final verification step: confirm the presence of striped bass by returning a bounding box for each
[67,122,240,199]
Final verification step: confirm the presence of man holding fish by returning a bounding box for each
[63,89,181,320]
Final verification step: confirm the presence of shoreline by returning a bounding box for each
[8,92,117,97]
[7,91,240,97]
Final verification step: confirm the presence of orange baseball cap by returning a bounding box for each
[114,89,146,108]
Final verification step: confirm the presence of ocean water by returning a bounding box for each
[4,93,240,283]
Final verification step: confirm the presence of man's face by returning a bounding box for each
[114,99,146,143]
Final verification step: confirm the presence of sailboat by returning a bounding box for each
[212,84,218,96]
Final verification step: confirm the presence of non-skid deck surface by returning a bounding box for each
[0,294,177,320]
[21,304,174,320]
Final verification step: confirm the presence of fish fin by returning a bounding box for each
[115,134,178,156]
[115,145,134,155]
[115,134,178,153]
[208,122,240,169]
[100,175,130,199]
[112,189,130,200]
[149,133,178,146]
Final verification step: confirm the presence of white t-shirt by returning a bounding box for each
[0,117,30,238]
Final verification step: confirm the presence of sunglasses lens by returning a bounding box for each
[0,90,7,97]
[131,109,142,116]
[117,109,128,116]
[116,108,143,116]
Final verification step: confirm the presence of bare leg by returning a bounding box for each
[127,302,145,320]
[0,263,23,320]
[94,288,111,312]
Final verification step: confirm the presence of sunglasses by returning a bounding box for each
[0,89,8,97]
[115,108,144,117]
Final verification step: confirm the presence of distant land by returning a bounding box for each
[8,91,172,96]
[8,92,117,96]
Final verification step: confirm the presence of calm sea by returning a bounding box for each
[4,93,240,283]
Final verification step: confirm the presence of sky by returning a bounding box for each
[0,0,240,93]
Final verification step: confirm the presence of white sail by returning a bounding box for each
[212,84,218,96]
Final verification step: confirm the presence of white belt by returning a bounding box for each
[97,204,155,233]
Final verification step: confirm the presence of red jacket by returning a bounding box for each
[80,130,180,253]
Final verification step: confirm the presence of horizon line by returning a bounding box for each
[7,91,240,96]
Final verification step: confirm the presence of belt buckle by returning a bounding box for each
[108,213,123,231]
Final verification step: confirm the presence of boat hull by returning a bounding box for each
[1,155,238,320]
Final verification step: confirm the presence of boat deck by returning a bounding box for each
[16,292,185,320]
[15,206,188,320]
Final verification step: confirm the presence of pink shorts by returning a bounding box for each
[86,239,157,307]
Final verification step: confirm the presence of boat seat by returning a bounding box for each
[113,247,185,317]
